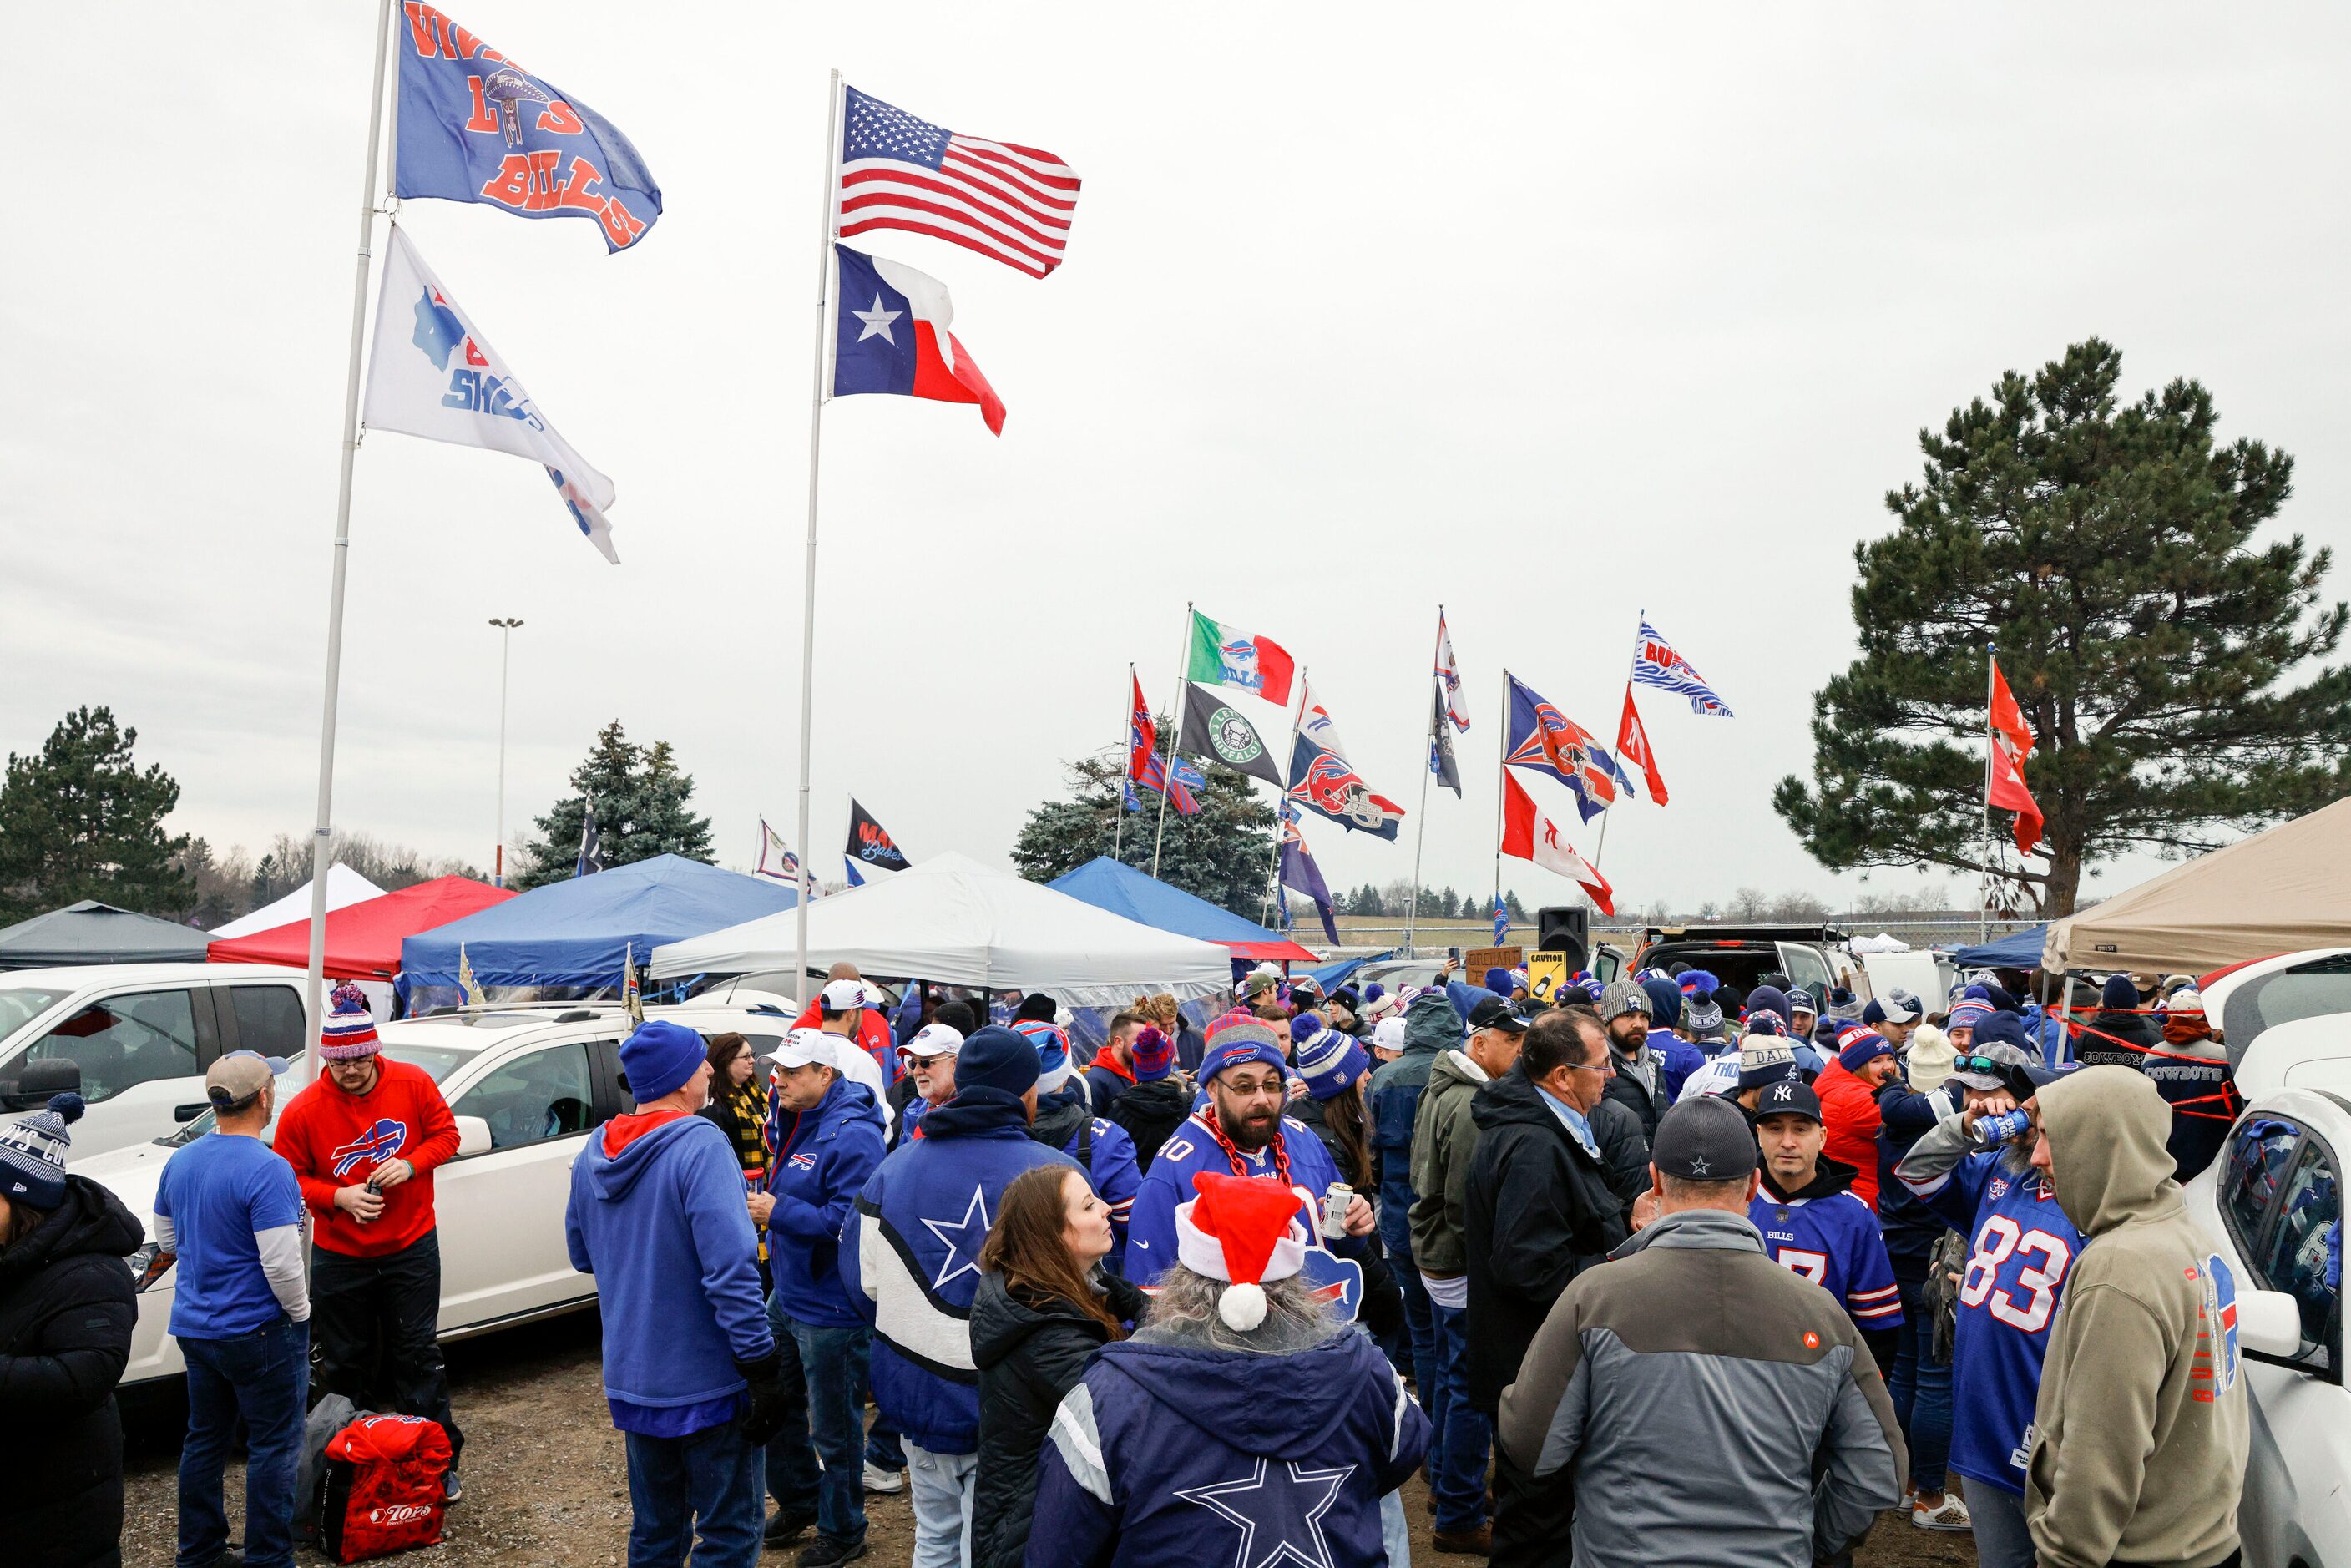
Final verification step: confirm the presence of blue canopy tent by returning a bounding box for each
[1047,857,1317,964]
[397,855,796,1010]
[1952,923,2049,970]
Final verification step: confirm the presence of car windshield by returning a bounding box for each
[0,984,70,1046]
[154,1044,473,1147]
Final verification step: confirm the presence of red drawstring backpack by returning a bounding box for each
[319,1414,453,1562]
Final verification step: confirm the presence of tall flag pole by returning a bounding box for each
[1115,664,1133,861]
[1982,648,2044,939]
[1591,611,1648,872]
[793,69,847,1009]
[1405,610,1439,956]
[1490,670,1512,938]
[302,0,400,1078]
[1149,601,1193,880]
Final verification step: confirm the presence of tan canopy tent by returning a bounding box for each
[2043,797,2351,974]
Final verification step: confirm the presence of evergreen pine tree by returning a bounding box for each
[0,706,192,921]
[518,721,714,890]
[1011,733,1275,915]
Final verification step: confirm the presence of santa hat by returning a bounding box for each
[319,983,381,1060]
[1176,1172,1310,1331]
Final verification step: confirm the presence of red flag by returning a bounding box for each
[1500,772,1615,914]
[1127,672,1157,784]
[1614,690,1668,807]
[1990,660,2035,761]
[1988,735,2043,857]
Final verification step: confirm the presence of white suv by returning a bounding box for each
[0,964,310,1160]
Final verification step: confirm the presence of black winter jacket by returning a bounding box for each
[968,1268,1147,1568]
[1102,1076,1191,1171]
[2077,1008,2160,1069]
[0,1175,142,1568]
[1585,1095,1653,1222]
[1599,1044,1668,1146]
[1463,1067,1628,1413]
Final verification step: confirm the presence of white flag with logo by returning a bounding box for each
[361,225,619,563]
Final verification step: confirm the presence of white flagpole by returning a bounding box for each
[1489,670,1510,944]
[1980,644,1998,944]
[1149,602,1193,880]
[1590,607,1645,874]
[302,0,398,1071]
[1404,608,1443,959]
[1115,663,1132,861]
[1260,670,1308,927]
[793,68,845,1006]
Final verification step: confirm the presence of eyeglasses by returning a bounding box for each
[1572,1055,1616,1076]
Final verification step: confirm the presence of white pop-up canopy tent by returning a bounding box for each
[649,851,1234,1007]
[210,865,386,938]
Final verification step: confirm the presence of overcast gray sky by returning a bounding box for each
[6,4,2348,920]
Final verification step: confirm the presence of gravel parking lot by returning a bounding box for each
[120,1308,1976,1565]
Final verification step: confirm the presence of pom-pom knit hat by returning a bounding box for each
[0,1091,83,1211]
[319,982,381,1060]
[1176,1171,1310,1330]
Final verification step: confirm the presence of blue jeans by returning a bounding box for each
[1429,1299,1491,1534]
[764,1294,870,1545]
[624,1422,761,1568]
[1886,1273,1954,1490]
[178,1315,308,1568]
[1969,1479,2035,1568]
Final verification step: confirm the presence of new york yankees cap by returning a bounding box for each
[1751,1078,1823,1124]
[1651,1095,1758,1183]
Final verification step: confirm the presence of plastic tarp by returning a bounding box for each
[0,900,210,969]
[401,855,796,1001]
[1848,932,1910,954]
[650,851,1233,1008]
[205,877,514,980]
[1045,857,1318,963]
[209,866,386,938]
[2045,797,2351,974]
[1952,924,2049,969]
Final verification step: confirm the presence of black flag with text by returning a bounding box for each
[845,798,913,873]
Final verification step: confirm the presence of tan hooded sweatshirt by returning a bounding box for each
[2025,1066,2249,1568]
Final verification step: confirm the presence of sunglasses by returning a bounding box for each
[1953,1054,2006,1075]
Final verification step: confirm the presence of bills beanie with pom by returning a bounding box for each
[0,1091,84,1211]
[1130,1024,1176,1083]
[1198,1011,1287,1083]
[1176,1171,1309,1330]
[318,982,381,1060]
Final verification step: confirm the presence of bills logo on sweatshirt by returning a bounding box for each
[789,1152,817,1171]
[330,1119,410,1179]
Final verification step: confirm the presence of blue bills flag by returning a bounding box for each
[1504,674,1635,824]
[362,227,619,561]
[832,245,1007,434]
[394,4,661,252]
[1278,803,1340,947]
[1287,700,1405,841]
[1493,894,1509,945]
[1633,618,1733,716]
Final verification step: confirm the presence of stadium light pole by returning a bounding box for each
[489,618,523,887]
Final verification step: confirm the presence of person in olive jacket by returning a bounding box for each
[968,1164,1145,1568]
[0,1094,142,1568]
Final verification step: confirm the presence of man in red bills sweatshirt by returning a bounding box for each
[275,984,466,1499]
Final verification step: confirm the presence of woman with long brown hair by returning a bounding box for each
[968,1165,1145,1568]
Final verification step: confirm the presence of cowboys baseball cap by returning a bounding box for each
[1750,1078,1823,1125]
[1651,1096,1758,1182]
[1466,995,1530,1035]
[205,1050,289,1110]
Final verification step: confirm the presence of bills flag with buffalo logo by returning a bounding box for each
[832,245,1007,434]
[1287,697,1405,841]
[846,798,913,873]
[1277,802,1341,947]
[362,226,619,561]
[393,5,662,252]
[1504,674,1635,823]
[837,85,1081,278]
[1187,612,1297,706]
[1500,771,1615,915]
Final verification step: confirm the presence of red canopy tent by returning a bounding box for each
[207,876,514,981]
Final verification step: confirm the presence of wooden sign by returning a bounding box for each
[1461,945,1523,976]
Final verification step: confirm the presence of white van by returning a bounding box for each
[0,963,310,1160]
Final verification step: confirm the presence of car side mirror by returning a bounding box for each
[3,1056,83,1109]
[453,1115,493,1158]
[2237,1287,2307,1359]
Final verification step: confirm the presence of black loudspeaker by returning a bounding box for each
[1536,907,1590,968]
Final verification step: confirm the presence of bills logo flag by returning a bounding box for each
[1435,612,1470,731]
[1126,674,1159,787]
[1287,698,1404,840]
[1632,618,1733,716]
[838,86,1080,279]
[1615,689,1669,807]
[1125,675,1201,815]
[329,1118,409,1179]
[1187,612,1297,707]
[832,245,1006,435]
[394,5,661,252]
[362,226,619,561]
[1504,674,1631,823]
[1493,894,1509,945]
[1277,802,1340,946]
[755,818,802,883]
[1500,771,1615,915]
[846,798,913,872]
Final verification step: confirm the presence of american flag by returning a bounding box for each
[1632,617,1734,716]
[837,86,1080,279]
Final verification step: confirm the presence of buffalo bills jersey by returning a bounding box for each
[1125,1112,1342,1287]
[1748,1189,1904,1333]
[1910,1150,2082,1496]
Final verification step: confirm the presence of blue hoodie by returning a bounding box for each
[765,1075,887,1327]
[1029,1328,1428,1568]
[841,1087,1078,1454]
[565,1110,774,1431]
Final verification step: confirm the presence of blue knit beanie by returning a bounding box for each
[957,1026,1042,1095]
[620,1020,706,1102]
[1744,985,1791,1028]
[1836,1026,1897,1073]
[1484,966,1513,996]
[2101,974,2140,1010]
[1295,1026,1369,1100]
[0,1092,83,1211]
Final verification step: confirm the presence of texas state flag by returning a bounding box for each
[832,245,1005,434]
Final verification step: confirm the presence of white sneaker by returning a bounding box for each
[1913,1492,1971,1531]
[862,1462,906,1495]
